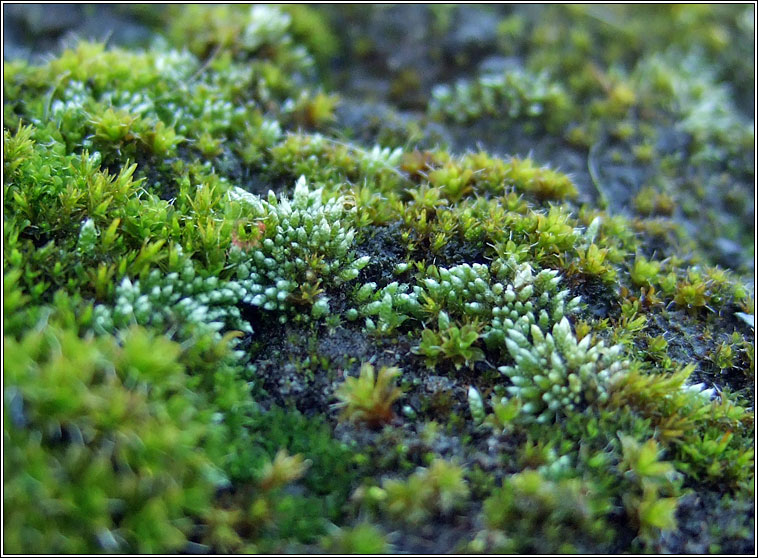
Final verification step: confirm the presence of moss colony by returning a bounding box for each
[3,4,755,554]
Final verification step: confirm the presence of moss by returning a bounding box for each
[475,469,614,553]
[359,458,470,525]
[4,325,222,553]
[333,363,404,427]
[321,523,389,554]
[3,4,753,554]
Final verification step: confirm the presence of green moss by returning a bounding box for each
[429,67,574,133]
[3,325,219,553]
[333,363,404,427]
[416,313,484,370]
[361,459,469,525]
[321,523,389,554]
[3,4,753,554]
[476,470,613,553]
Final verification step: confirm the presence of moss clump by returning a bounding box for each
[359,458,470,525]
[4,325,220,553]
[228,176,369,321]
[333,363,404,426]
[4,4,753,554]
[476,470,614,553]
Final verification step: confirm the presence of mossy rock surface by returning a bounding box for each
[3,5,754,554]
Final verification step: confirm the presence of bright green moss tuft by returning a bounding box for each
[3,325,219,553]
[321,523,390,554]
[333,363,404,427]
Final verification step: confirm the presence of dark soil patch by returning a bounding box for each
[354,222,408,288]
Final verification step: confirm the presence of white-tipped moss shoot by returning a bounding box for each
[230,175,369,322]
[500,318,629,424]
[93,247,254,346]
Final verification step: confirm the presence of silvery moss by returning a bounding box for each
[350,257,581,371]
[474,469,613,554]
[429,67,572,133]
[500,318,629,424]
[92,247,255,341]
[632,49,753,167]
[230,176,369,321]
[421,258,580,351]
